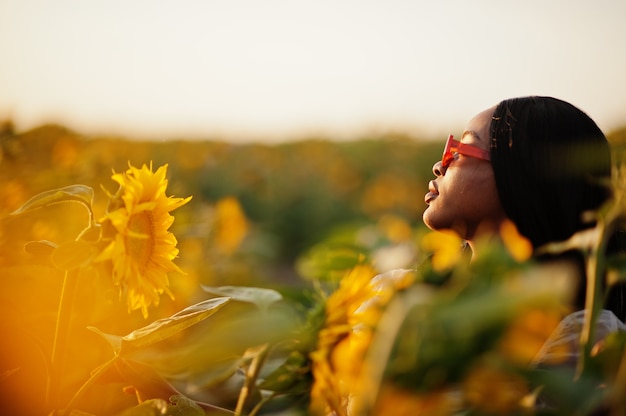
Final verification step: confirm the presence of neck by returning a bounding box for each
[464,220,508,259]
[466,235,503,260]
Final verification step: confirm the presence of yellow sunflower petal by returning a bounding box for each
[310,265,415,415]
[421,230,464,271]
[500,220,533,262]
[96,162,191,318]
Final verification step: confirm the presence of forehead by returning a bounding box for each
[461,107,495,145]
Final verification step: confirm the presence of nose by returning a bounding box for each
[432,160,445,177]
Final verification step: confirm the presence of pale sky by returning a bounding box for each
[1,0,625,142]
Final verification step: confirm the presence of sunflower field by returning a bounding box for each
[2,121,626,416]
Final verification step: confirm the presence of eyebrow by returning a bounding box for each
[461,130,482,142]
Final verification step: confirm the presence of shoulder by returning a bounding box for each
[531,309,626,369]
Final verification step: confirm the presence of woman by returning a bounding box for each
[423,96,626,407]
[424,96,624,310]
[424,97,612,255]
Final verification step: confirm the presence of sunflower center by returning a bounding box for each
[125,211,155,271]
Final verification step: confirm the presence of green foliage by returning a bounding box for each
[3,123,626,415]
[10,184,94,218]
[89,298,231,355]
[201,286,282,312]
[117,395,206,416]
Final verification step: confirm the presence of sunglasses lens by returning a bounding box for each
[441,135,456,168]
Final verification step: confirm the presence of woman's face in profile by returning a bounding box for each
[422,107,506,240]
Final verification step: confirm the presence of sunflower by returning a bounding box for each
[309,266,415,416]
[97,162,191,318]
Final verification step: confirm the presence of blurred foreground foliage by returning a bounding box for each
[1,120,626,415]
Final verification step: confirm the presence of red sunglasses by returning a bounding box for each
[441,134,490,168]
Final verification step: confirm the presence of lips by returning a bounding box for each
[424,192,438,204]
[424,180,438,204]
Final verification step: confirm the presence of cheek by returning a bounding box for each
[422,168,504,232]
[461,172,503,217]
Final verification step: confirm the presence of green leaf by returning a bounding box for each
[201,285,282,312]
[89,297,231,355]
[121,297,231,352]
[61,410,97,416]
[116,395,208,416]
[24,240,58,256]
[52,240,97,270]
[116,398,170,416]
[167,395,206,415]
[606,253,626,286]
[88,326,124,355]
[78,223,103,243]
[296,244,364,282]
[114,358,182,405]
[259,350,311,393]
[10,184,94,218]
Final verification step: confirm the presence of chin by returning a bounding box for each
[421,209,439,231]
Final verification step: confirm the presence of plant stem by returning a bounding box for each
[234,344,269,416]
[248,392,277,416]
[46,268,80,410]
[63,356,118,413]
[577,222,608,380]
[607,346,626,416]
